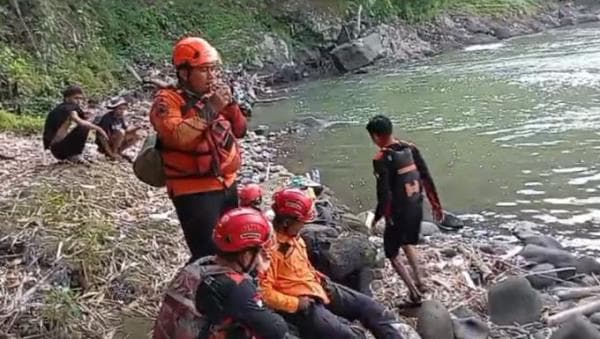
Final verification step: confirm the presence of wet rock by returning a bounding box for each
[550,316,600,339]
[492,26,513,39]
[452,305,478,319]
[488,277,542,325]
[467,33,499,46]
[453,317,489,339]
[560,16,578,26]
[254,125,269,136]
[331,33,384,72]
[420,221,440,237]
[441,211,464,229]
[576,256,600,275]
[342,213,370,234]
[590,313,600,325]
[576,14,600,24]
[519,245,577,279]
[440,247,458,258]
[527,263,558,290]
[416,300,454,339]
[513,223,564,249]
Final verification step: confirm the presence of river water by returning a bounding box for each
[254,24,600,251]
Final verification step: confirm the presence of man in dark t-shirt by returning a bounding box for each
[43,86,108,163]
[94,97,142,161]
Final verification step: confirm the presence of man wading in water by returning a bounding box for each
[43,86,109,163]
[366,115,444,304]
[149,37,247,262]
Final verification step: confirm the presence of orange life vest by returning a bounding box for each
[158,90,241,182]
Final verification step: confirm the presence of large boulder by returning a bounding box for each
[519,245,577,279]
[342,213,370,234]
[420,221,440,237]
[488,277,543,325]
[576,13,600,24]
[526,263,558,290]
[256,33,292,67]
[512,223,564,250]
[416,300,454,339]
[550,316,600,339]
[325,234,379,280]
[589,312,600,325]
[331,33,384,72]
[453,317,489,339]
[575,256,600,275]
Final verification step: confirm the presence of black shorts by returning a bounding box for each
[383,209,423,259]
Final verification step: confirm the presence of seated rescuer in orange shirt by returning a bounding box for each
[259,188,406,339]
[149,37,247,262]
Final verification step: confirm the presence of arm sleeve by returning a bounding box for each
[373,154,391,222]
[411,145,443,217]
[219,103,247,138]
[226,280,289,339]
[258,258,300,313]
[149,92,208,150]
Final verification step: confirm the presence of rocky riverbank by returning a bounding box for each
[2,103,600,338]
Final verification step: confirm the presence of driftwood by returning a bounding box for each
[553,286,600,301]
[546,298,600,326]
[459,245,493,281]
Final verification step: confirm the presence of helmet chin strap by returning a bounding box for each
[237,248,260,273]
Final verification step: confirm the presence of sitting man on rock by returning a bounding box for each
[94,97,142,161]
[43,85,109,163]
[153,208,288,339]
[366,115,444,304]
[259,188,405,339]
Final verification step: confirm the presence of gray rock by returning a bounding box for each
[453,317,489,339]
[493,26,513,39]
[577,14,600,24]
[467,33,499,46]
[254,125,269,136]
[420,221,440,237]
[452,305,478,319]
[576,256,600,275]
[441,211,464,229]
[590,313,600,325]
[560,16,578,26]
[371,280,384,292]
[331,33,384,72]
[513,224,564,249]
[440,248,458,258]
[519,245,577,279]
[527,263,558,290]
[342,213,370,234]
[326,234,379,279]
[416,300,454,339]
[550,316,600,339]
[257,33,291,66]
[488,277,543,325]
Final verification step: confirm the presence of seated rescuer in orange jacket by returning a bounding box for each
[259,188,406,339]
[149,37,247,262]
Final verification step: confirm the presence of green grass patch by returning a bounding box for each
[0,110,44,134]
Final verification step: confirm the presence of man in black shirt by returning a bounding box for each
[43,86,108,163]
[366,115,444,304]
[95,97,142,161]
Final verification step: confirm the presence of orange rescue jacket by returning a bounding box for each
[149,88,247,197]
[258,231,330,313]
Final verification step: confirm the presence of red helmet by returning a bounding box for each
[271,188,315,223]
[172,37,221,68]
[212,208,272,253]
[239,184,263,207]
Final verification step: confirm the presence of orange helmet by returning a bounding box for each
[172,37,221,68]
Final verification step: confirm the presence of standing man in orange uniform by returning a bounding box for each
[150,37,247,262]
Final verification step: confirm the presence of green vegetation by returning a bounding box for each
[0,110,44,134]
[354,0,542,22]
[0,0,543,119]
